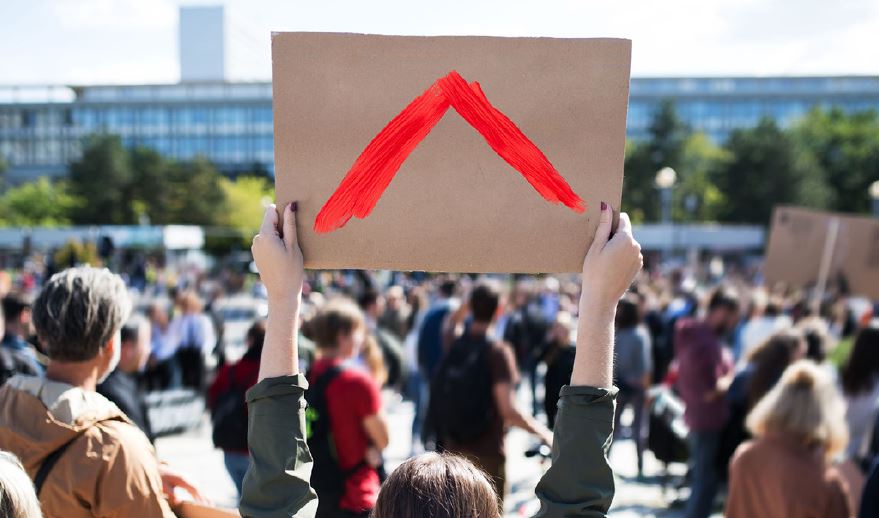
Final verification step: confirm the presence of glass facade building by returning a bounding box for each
[2,76,879,182]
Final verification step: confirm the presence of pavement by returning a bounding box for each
[156,387,708,517]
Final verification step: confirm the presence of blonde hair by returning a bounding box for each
[0,451,42,518]
[746,360,848,462]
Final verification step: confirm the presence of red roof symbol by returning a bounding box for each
[314,70,586,233]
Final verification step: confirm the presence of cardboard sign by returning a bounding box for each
[176,501,239,518]
[272,33,631,273]
[764,206,879,299]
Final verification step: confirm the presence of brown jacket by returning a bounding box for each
[726,433,853,518]
[0,375,175,518]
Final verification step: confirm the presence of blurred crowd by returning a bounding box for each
[0,256,877,517]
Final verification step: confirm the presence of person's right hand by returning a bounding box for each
[580,203,642,311]
[251,203,304,304]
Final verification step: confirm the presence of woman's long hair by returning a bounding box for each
[746,360,848,462]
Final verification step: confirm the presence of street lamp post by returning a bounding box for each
[870,180,879,218]
[655,167,677,262]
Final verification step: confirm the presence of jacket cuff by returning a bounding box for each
[557,385,618,422]
[245,374,309,404]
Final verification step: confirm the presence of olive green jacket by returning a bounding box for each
[239,375,617,518]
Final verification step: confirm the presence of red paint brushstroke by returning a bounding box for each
[315,70,585,233]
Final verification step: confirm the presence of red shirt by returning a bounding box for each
[308,358,382,512]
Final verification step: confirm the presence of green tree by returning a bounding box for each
[674,133,730,222]
[0,154,8,190]
[792,108,879,214]
[162,157,226,225]
[0,177,82,226]
[218,175,274,236]
[623,100,689,222]
[69,135,136,224]
[129,146,168,224]
[712,118,822,224]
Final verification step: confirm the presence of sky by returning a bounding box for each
[1,0,878,85]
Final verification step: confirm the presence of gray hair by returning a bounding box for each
[0,451,42,518]
[33,267,131,362]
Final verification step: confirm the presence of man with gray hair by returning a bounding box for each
[0,267,201,518]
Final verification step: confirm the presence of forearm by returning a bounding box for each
[508,406,551,439]
[572,297,615,388]
[259,298,301,381]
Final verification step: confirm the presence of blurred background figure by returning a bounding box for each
[97,315,155,442]
[173,291,215,391]
[726,361,851,518]
[611,294,653,478]
[208,320,265,499]
[145,302,179,391]
[541,311,575,430]
[840,326,879,468]
[0,296,42,385]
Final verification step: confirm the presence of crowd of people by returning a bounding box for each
[0,200,877,518]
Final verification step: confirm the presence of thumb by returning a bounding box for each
[282,202,299,251]
[587,201,613,256]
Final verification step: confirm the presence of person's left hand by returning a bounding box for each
[252,203,304,305]
[159,464,207,506]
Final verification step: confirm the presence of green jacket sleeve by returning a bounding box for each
[533,385,618,517]
[239,374,318,518]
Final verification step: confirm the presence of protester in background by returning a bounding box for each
[0,450,42,518]
[378,285,410,342]
[675,287,739,518]
[307,298,388,517]
[541,311,576,429]
[841,326,879,466]
[358,290,402,388]
[413,280,457,449]
[1,295,42,377]
[241,201,643,518]
[798,317,838,381]
[145,302,180,390]
[717,330,807,481]
[726,360,851,518]
[96,315,155,442]
[736,292,791,361]
[1,308,41,387]
[611,294,652,477]
[173,291,214,390]
[208,320,266,498]
[429,282,553,504]
[503,282,549,417]
[0,267,203,517]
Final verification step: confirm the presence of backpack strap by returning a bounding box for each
[308,364,369,476]
[34,434,81,496]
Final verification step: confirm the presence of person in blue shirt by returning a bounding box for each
[0,295,43,376]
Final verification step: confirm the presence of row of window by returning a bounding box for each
[0,105,273,131]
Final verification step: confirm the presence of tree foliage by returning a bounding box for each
[0,177,82,226]
[69,135,136,224]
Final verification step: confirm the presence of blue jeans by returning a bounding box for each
[223,451,250,498]
[685,430,721,518]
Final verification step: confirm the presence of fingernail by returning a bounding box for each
[600,201,608,212]
[290,202,298,213]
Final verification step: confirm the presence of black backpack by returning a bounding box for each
[427,334,494,444]
[211,365,249,451]
[305,365,366,508]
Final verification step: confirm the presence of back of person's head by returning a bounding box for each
[707,286,740,314]
[32,267,131,362]
[246,320,267,353]
[120,315,146,345]
[0,451,41,518]
[180,291,203,314]
[746,360,847,462]
[307,298,365,350]
[372,452,499,518]
[357,289,380,311]
[469,283,500,324]
[439,280,457,299]
[1,295,30,325]
[796,317,831,363]
[841,325,879,396]
[764,297,783,318]
[615,295,641,330]
[744,330,806,409]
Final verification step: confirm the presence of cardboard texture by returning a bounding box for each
[272,32,631,273]
[764,206,879,299]
[176,501,239,518]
